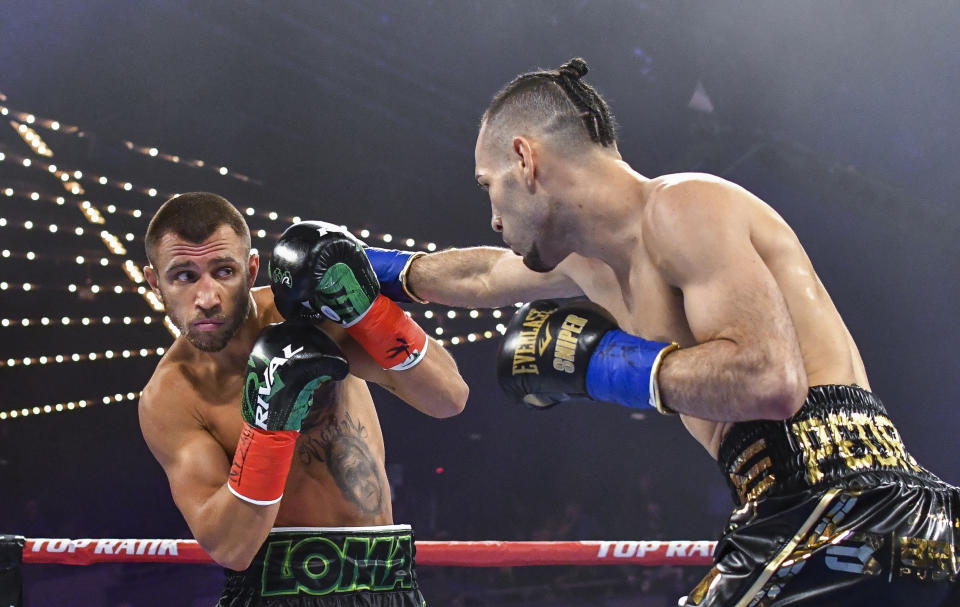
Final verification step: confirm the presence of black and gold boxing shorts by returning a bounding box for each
[216,525,425,607]
[683,385,960,606]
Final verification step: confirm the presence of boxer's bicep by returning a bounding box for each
[679,245,797,359]
[139,388,229,524]
[646,181,807,418]
[650,180,800,358]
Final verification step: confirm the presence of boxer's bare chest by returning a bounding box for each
[562,253,694,345]
[191,368,392,526]
[562,251,730,455]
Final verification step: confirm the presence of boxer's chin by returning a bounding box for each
[522,244,556,273]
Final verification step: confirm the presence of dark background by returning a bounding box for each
[1,2,958,605]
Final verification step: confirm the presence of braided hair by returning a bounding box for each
[482,58,617,149]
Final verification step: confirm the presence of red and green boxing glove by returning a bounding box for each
[229,320,349,505]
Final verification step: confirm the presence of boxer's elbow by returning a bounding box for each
[202,537,258,572]
[215,550,256,573]
[430,377,469,418]
[751,359,807,420]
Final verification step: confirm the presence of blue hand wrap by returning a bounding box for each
[364,247,422,303]
[585,330,675,410]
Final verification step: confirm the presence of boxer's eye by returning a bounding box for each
[173,271,196,283]
[215,266,235,278]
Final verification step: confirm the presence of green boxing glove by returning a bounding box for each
[271,222,429,371]
[228,320,349,506]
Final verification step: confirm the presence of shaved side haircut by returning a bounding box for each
[482,57,618,153]
[145,192,251,265]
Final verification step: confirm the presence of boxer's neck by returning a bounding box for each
[556,157,649,278]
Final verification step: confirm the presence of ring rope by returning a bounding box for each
[21,538,715,567]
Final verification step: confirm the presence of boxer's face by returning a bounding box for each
[146,225,258,352]
[475,125,558,273]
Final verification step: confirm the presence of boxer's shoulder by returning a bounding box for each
[643,173,746,217]
[140,347,217,432]
[141,361,197,416]
[639,174,759,268]
[252,286,282,325]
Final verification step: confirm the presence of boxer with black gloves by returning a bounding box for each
[366,59,960,605]
[139,193,467,607]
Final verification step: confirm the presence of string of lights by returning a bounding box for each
[0,390,143,421]
[2,128,172,332]
[435,325,507,348]
[0,346,166,369]
[0,215,123,241]
[0,314,161,328]
[0,281,145,295]
[2,184,73,208]
[1,149,165,199]
[0,100,521,424]
[0,102,257,183]
[1,103,444,251]
[2,152,444,252]
[10,120,53,157]
[0,104,79,133]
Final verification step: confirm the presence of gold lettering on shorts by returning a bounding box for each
[789,411,922,485]
[899,537,959,582]
[729,451,774,505]
[791,416,834,484]
[552,314,587,374]
[828,412,873,471]
[745,474,776,503]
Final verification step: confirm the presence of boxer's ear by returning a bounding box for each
[512,136,538,189]
[144,265,162,300]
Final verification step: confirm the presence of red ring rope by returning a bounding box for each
[22,538,715,567]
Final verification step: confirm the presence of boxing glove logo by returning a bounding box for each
[251,343,305,429]
[510,307,552,376]
[552,314,589,374]
[270,265,293,288]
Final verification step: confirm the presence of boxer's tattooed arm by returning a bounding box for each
[297,410,385,515]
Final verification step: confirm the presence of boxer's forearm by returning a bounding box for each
[185,486,281,571]
[657,340,807,421]
[387,337,469,418]
[406,247,510,306]
[408,247,579,307]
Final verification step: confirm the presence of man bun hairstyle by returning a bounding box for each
[483,57,617,148]
[144,192,251,265]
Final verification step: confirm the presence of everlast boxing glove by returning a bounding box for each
[269,221,428,370]
[228,320,349,505]
[496,299,679,413]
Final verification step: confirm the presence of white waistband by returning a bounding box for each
[270,524,412,533]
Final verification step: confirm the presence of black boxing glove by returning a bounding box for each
[268,221,377,324]
[229,319,349,505]
[241,319,349,431]
[496,300,678,412]
[269,221,428,370]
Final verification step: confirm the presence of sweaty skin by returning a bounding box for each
[139,226,467,570]
[408,138,868,459]
[561,174,869,456]
[149,288,396,524]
